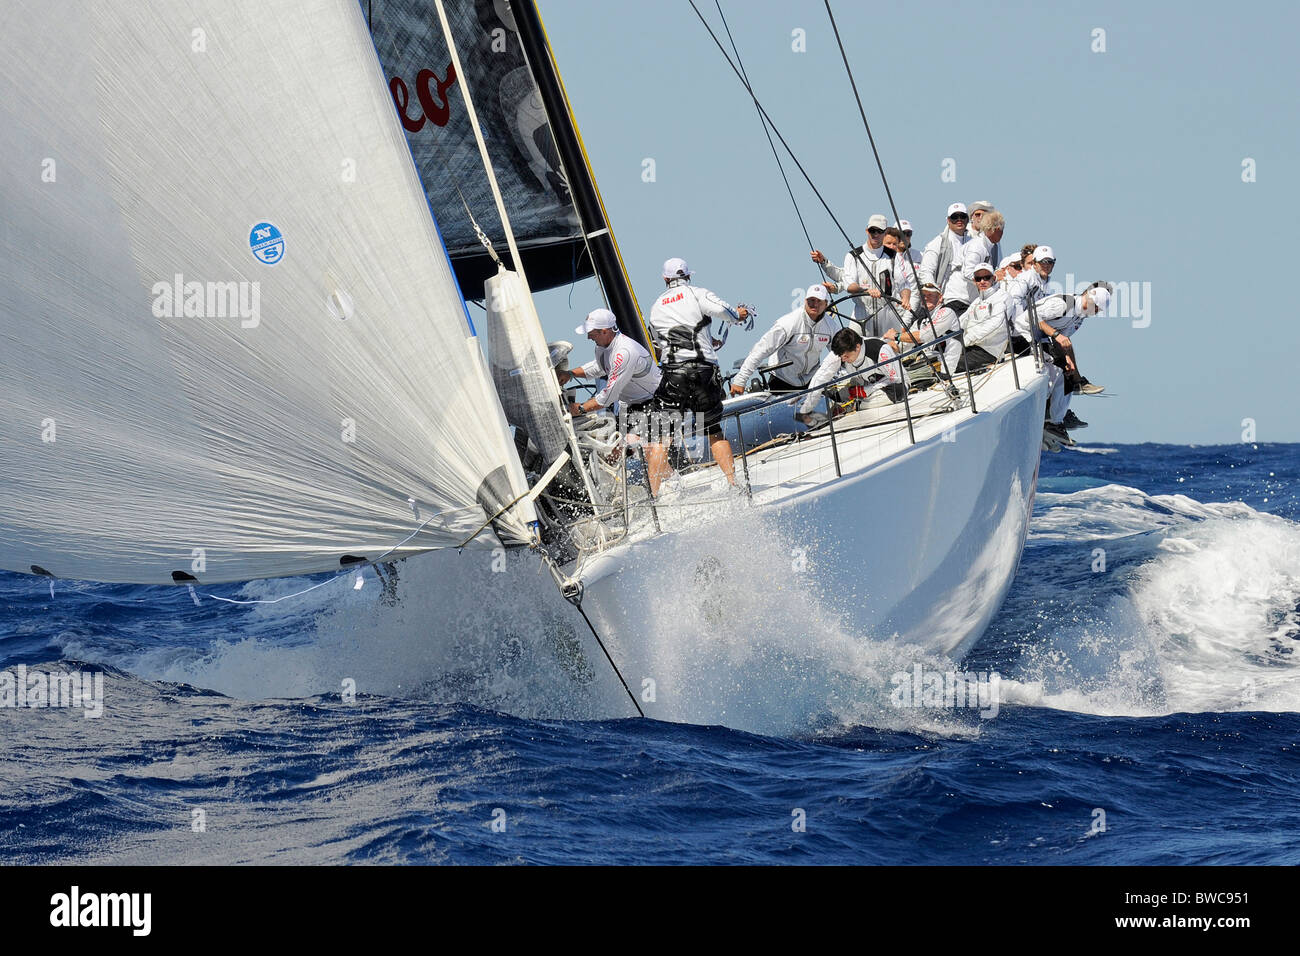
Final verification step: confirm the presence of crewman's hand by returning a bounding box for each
[1056,333,1072,350]
[568,402,584,416]
[737,306,749,321]
[730,383,746,396]
[555,369,572,384]
[868,288,882,299]
[810,250,827,265]
[995,267,1007,282]
[712,338,724,348]
[1065,355,1077,374]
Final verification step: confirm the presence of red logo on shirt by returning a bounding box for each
[610,353,624,376]
[662,292,684,305]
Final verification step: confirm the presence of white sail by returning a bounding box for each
[0,0,535,585]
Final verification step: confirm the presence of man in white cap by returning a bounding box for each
[882,226,917,318]
[895,220,923,267]
[646,257,749,492]
[731,284,836,395]
[1006,244,1056,332]
[885,281,964,376]
[920,203,974,312]
[560,307,662,416]
[1035,284,1112,443]
[810,213,899,336]
[958,263,1012,371]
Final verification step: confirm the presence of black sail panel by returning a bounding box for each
[366,0,592,298]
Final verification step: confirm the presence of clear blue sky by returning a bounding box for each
[528,0,1298,444]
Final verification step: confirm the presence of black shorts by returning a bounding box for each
[768,375,803,393]
[652,363,726,432]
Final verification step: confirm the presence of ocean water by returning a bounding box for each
[2,441,1298,865]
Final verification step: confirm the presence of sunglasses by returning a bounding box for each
[1038,258,1056,265]
[867,228,884,236]
[948,214,968,222]
[974,274,994,282]
[902,230,912,236]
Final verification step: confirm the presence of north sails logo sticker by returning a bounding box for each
[249,222,284,265]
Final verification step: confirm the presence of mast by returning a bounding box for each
[511,0,653,354]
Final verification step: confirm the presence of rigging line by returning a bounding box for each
[821,0,923,300]
[685,0,901,330]
[711,0,823,281]
[821,0,954,382]
[572,591,645,718]
[684,0,851,250]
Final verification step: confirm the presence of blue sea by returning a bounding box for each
[2,442,1298,865]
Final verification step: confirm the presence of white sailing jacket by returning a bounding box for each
[920,227,973,303]
[962,283,1011,356]
[1031,294,1088,339]
[1005,268,1049,336]
[800,340,902,415]
[648,279,738,367]
[823,244,889,323]
[581,331,662,408]
[735,306,837,388]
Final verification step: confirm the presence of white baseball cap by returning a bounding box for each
[867,214,888,230]
[1033,245,1055,261]
[805,284,829,302]
[575,307,618,335]
[969,200,994,213]
[998,254,1022,270]
[972,264,996,279]
[662,257,691,279]
[1086,287,1112,314]
[947,202,968,217]
[896,219,912,231]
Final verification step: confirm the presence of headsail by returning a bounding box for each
[0,0,534,585]
[367,0,596,299]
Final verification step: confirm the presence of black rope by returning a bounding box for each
[570,590,645,717]
[821,0,954,382]
[712,0,823,282]
[685,2,906,332]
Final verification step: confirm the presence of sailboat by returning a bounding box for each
[0,0,1048,729]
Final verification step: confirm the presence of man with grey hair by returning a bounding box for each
[958,208,1006,303]
[968,200,995,236]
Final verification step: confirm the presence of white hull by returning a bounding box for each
[566,357,1048,726]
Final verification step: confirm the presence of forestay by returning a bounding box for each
[0,0,533,585]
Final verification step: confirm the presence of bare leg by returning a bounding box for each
[709,433,736,486]
[645,442,671,496]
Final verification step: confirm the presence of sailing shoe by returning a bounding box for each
[1044,422,1074,446]
[1062,410,1088,430]
[1078,383,1105,395]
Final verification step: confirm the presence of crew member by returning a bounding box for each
[645,257,749,493]
[732,285,836,394]
[810,213,899,336]
[798,327,904,423]
[920,203,974,312]
[559,307,662,415]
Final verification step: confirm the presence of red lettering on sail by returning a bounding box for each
[388,64,457,133]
